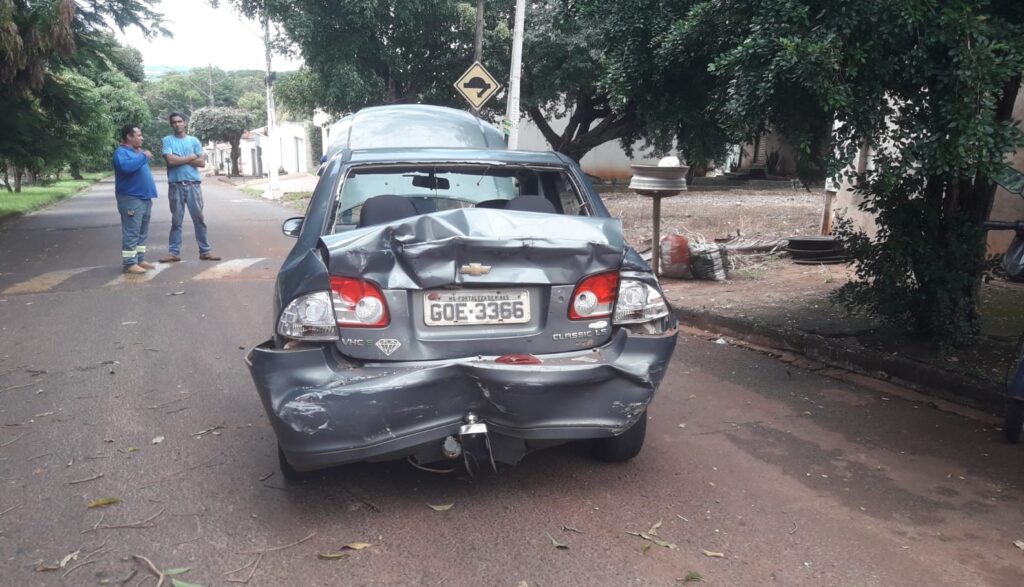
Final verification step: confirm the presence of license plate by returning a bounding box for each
[424,289,530,326]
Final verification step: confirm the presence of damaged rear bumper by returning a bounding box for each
[245,328,676,471]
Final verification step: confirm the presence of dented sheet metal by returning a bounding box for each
[319,208,626,289]
[246,327,676,471]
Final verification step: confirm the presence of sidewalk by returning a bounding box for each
[214,172,318,198]
[659,262,1024,414]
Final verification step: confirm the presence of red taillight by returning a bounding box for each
[330,276,389,327]
[568,271,619,320]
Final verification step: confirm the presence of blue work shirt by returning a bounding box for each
[112,145,157,199]
[162,134,204,183]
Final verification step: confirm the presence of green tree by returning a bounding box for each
[638,0,1024,344]
[230,0,481,111]
[274,68,319,120]
[142,68,264,118]
[226,0,684,161]
[238,90,267,127]
[189,106,253,176]
[1,0,164,185]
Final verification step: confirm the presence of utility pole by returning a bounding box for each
[263,9,279,195]
[207,64,215,106]
[506,0,526,148]
[473,0,485,63]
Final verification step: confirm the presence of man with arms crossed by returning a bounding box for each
[159,112,222,263]
[112,124,157,274]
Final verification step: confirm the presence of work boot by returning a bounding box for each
[123,264,147,274]
[137,261,155,270]
[159,254,181,263]
[199,252,222,261]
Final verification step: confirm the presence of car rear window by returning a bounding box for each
[330,164,586,232]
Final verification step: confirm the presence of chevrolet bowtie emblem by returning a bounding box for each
[460,263,492,276]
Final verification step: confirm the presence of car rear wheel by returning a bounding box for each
[595,412,647,462]
[278,446,315,482]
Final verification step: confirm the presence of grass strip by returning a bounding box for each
[0,173,107,220]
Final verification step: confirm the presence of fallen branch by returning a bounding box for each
[137,454,223,489]
[118,568,137,585]
[174,536,201,547]
[192,424,225,438]
[0,432,26,448]
[0,382,34,394]
[132,554,165,587]
[81,511,106,534]
[239,531,315,555]
[69,472,105,485]
[62,544,108,578]
[101,507,165,530]
[139,391,197,411]
[61,557,102,579]
[225,553,262,584]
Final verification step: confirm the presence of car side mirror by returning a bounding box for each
[281,217,304,238]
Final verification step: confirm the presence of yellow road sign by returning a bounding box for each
[454,61,501,110]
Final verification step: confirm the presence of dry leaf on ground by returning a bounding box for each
[87,497,121,508]
[545,532,569,550]
[317,552,350,560]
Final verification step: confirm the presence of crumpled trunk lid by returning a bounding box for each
[320,209,626,361]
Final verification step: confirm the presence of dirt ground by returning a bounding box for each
[601,188,824,251]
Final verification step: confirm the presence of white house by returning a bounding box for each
[834,87,1024,255]
[232,122,313,178]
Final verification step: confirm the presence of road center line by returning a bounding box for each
[2,266,102,295]
[192,257,267,280]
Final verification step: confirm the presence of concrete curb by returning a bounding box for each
[674,305,1008,415]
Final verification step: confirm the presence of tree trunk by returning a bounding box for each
[14,168,23,193]
[69,163,83,180]
[526,103,638,163]
[230,139,241,176]
[956,74,1023,340]
[2,166,11,193]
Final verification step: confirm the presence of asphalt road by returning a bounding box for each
[1,176,1023,586]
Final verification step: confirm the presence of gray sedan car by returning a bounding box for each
[246,105,677,479]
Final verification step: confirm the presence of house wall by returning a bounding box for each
[514,111,675,180]
[833,86,1024,255]
[267,122,309,175]
[989,86,1024,254]
[737,131,798,176]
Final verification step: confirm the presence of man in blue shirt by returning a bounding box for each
[112,124,158,274]
[158,112,221,263]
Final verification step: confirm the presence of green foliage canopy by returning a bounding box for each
[0,0,162,184]
[619,0,1024,344]
[189,106,253,176]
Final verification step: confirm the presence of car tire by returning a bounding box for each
[278,445,314,482]
[595,412,647,462]
[1005,400,1024,444]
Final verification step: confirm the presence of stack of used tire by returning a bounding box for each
[786,236,848,264]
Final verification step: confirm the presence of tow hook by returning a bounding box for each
[458,413,497,474]
[441,436,462,459]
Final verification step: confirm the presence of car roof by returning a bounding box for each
[344,148,568,167]
[325,105,507,158]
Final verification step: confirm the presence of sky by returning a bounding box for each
[115,0,303,74]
